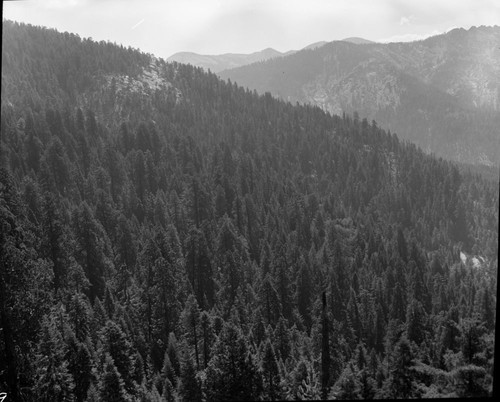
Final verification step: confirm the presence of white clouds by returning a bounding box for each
[379,30,442,43]
[3,0,500,57]
[399,16,413,25]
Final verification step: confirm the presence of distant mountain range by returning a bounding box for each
[167,38,374,73]
[218,26,500,165]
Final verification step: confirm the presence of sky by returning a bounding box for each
[3,0,500,58]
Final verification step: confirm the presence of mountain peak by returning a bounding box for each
[341,37,375,44]
[220,26,500,165]
[302,41,328,50]
[167,47,284,73]
[259,47,282,56]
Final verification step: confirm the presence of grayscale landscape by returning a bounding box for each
[1,1,498,400]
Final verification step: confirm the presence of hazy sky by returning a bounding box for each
[3,0,500,58]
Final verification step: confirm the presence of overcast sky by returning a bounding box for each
[3,0,500,58]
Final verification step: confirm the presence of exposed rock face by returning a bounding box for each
[220,26,500,165]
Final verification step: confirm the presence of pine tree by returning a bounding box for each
[273,316,291,362]
[162,378,176,402]
[131,352,145,386]
[291,358,321,400]
[104,286,116,319]
[66,334,93,402]
[181,294,201,370]
[98,354,129,402]
[459,317,486,365]
[205,322,262,401]
[73,201,111,301]
[184,227,214,309]
[33,311,75,401]
[68,292,91,342]
[161,351,177,388]
[261,339,282,400]
[321,292,331,399]
[40,192,70,292]
[115,214,135,274]
[42,136,71,194]
[178,356,202,402]
[200,311,214,369]
[382,335,415,398]
[215,215,249,311]
[99,320,134,394]
[296,256,312,328]
[167,332,181,379]
[330,363,361,400]
[390,281,406,322]
[258,274,281,326]
[406,299,426,345]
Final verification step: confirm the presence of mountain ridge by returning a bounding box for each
[341,37,375,44]
[167,47,284,72]
[219,25,500,165]
[166,38,356,72]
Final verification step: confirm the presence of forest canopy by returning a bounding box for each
[0,20,498,400]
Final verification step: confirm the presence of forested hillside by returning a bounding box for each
[1,21,498,401]
[220,26,500,165]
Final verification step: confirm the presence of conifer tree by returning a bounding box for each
[406,299,426,345]
[296,256,312,328]
[185,227,214,309]
[258,274,281,326]
[68,292,91,342]
[33,312,75,401]
[261,339,282,400]
[205,322,262,401]
[178,356,202,402]
[167,332,181,379]
[131,352,145,387]
[382,335,415,398]
[321,292,331,399]
[40,192,70,292]
[66,334,93,402]
[99,354,129,402]
[200,311,214,369]
[330,362,361,400]
[99,320,134,395]
[162,378,176,402]
[181,294,201,370]
[273,316,291,362]
[161,351,177,389]
[73,201,111,301]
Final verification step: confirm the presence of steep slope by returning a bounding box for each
[220,26,500,165]
[1,20,497,401]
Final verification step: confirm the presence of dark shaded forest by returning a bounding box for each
[1,21,498,401]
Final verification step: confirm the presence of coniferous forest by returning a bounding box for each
[1,21,498,401]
